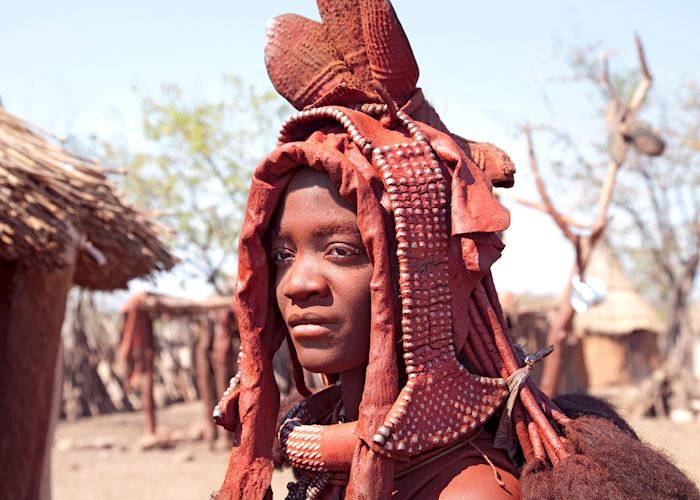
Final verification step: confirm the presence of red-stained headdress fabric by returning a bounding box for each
[221,126,402,498]
[216,108,522,498]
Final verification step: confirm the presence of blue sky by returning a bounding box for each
[3,1,699,298]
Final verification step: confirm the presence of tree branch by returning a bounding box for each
[691,205,700,249]
[639,165,681,266]
[590,159,620,240]
[523,127,577,242]
[616,198,675,287]
[504,195,592,230]
[598,52,622,105]
[530,124,599,176]
[628,33,652,112]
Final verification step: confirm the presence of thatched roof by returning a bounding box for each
[135,293,233,318]
[501,293,558,319]
[0,107,175,290]
[575,243,664,336]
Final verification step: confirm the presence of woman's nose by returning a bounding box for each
[283,255,329,302]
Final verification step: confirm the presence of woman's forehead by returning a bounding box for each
[286,167,334,191]
[284,167,355,210]
[270,167,358,237]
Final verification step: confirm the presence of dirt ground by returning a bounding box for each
[51,402,293,500]
[52,402,700,499]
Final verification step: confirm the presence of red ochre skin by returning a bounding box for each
[435,463,520,500]
[270,169,373,379]
[270,168,520,499]
[317,422,521,500]
[270,168,372,420]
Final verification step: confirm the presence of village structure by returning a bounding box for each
[0,107,174,498]
[503,243,668,395]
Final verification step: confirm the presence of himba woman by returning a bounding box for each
[212,1,700,498]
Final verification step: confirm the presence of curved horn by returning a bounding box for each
[359,0,419,102]
[265,14,359,110]
[317,0,373,91]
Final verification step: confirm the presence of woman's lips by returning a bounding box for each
[287,313,335,339]
[289,323,333,338]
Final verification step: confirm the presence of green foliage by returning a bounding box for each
[104,76,290,292]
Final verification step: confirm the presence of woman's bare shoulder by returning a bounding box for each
[437,462,521,500]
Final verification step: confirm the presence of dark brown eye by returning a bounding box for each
[327,244,360,259]
[271,248,294,264]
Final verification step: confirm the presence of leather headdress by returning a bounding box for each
[215,1,569,498]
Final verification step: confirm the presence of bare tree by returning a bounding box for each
[514,35,663,395]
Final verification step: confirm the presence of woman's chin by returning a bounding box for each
[296,350,363,375]
[299,358,344,375]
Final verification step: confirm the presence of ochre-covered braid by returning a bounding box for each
[475,278,570,462]
[460,334,488,375]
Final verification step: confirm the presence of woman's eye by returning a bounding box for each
[327,244,360,259]
[271,248,294,264]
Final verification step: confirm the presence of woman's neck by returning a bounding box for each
[338,364,366,421]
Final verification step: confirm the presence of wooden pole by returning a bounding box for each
[538,161,620,395]
[0,236,79,499]
[212,310,236,410]
[142,351,156,435]
[194,319,216,442]
[39,342,63,500]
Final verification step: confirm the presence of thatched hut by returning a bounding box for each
[502,244,665,392]
[0,107,175,499]
[574,243,664,388]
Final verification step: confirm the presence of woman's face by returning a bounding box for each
[269,168,373,374]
